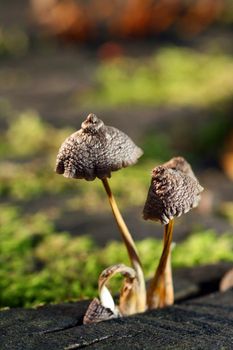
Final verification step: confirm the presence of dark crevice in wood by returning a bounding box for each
[64,335,112,349]
[31,320,81,335]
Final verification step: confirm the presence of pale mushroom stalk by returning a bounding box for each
[164,240,174,306]
[147,219,174,308]
[102,177,146,313]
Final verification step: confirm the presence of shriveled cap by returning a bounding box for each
[162,156,196,179]
[55,113,143,181]
[143,158,204,224]
[83,298,117,325]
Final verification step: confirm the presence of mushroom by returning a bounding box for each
[83,263,138,324]
[55,113,146,312]
[143,157,204,308]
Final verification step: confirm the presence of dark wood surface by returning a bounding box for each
[1,264,233,350]
[1,291,233,350]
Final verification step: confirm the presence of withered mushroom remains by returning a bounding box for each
[143,157,204,309]
[55,113,146,313]
[83,263,138,324]
[83,298,117,325]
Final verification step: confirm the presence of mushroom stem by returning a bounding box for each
[147,218,174,309]
[101,177,146,312]
[164,242,174,306]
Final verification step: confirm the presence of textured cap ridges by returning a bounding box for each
[55,114,143,181]
[143,157,204,224]
[83,298,117,325]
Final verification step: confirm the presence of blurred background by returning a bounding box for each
[0,0,233,308]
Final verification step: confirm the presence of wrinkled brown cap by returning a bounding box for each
[55,113,143,181]
[143,157,204,224]
[162,156,196,179]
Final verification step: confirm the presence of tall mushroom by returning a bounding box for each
[143,157,203,309]
[55,113,146,312]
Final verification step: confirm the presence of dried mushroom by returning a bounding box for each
[83,298,118,325]
[83,263,139,324]
[55,114,146,313]
[143,164,203,224]
[56,113,143,181]
[143,157,204,309]
[162,156,196,179]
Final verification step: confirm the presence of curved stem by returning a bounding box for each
[147,219,174,309]
[98,264,137,316]
[101,177,146,312]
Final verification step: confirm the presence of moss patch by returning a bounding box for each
[1,205,232,308]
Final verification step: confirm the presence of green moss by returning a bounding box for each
[79,47,233,108]
[7,110,48,157]
[6,110,74,158]
[0,109,77,200]
[0,205,99,307]
[0,205,232,308]
[173,230,233,267]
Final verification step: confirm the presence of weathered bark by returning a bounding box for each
[1,265,233,350]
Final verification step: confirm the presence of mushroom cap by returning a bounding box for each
[143,159,204,224]
[162,156,196,179]
[55,113,143,181]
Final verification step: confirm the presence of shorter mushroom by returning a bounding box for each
[83,263,138,324]
[55,114,146,312]
[143,157,204,308]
